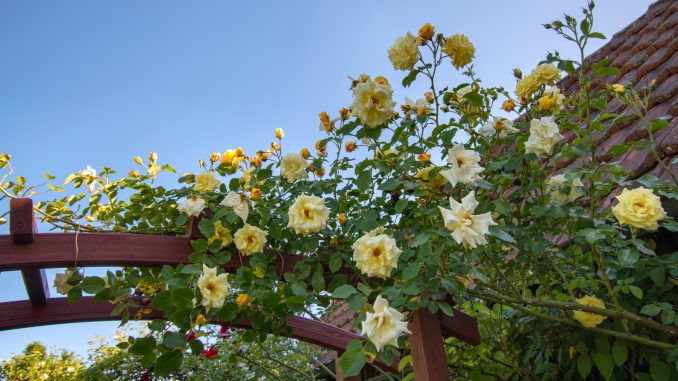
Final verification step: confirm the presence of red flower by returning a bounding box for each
[201,345,219,359]
[140,371,151,381]
[219,326,230,339]
[186,331,196,341]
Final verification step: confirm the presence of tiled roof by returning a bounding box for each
[557,0,678,187]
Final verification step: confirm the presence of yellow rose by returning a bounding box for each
[319,111,330,124]
[128,170,140,178]
[195,314,207,326]
[610,84,625,93]
[443,34,475,69]
[340,107,351,120]
[572,295,607,328]
[250,188,262,200]
[208,220,233,249]
[338,213,347,225]
[502,99,516,112]
[53,273,73,295]
[360,295,411,352]
[351,79,395,128]
[417,23,435,43]
[515,74,541,101]
[612,187,665,230]
[525,117,563,156]
[538,86,565,112]
[236,293,250,308]
[234,224,268,255]
[134,156,143,165]
[280,152,309,183]
[194,172,221,193]
[417,153,431,163]
[345,141,357,153]
[388,32,419,71]
[275,128,284,139]
[352,232,402,279]
[547,174,584,204]
[300,147,311,159]
[210,152,220,163]
[415,166,445,187]
[287,194,330,235]
[531,63,562,85]
[197,264,230,311]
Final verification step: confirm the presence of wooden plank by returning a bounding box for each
[408,309,450,380]
[9,198,49,307]
[9,198,36,244]
[0,232,479,344]
[0,297,398,373]
[439,310,481,346]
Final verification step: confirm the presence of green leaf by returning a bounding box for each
[332,284,357,299]
[356,170,372,192]
[402,263,420,280]
[593,351,614,381]
[338,340,366,377]
[577,355,592,379]
[130,336,156,355]
[67,287,82,304]
[618,247,639,266]
[402,70,419,87]
[198,219,215,238]
[612,340,628,366]
[589,32,606,39]
[411,233,430,247]
[154,350,183,378]
[394,198,409,213]
[163,332,187,349]
[80,276,106,294]
[649,357,670,381]
[628,285,643,299]
[329,256,342,273]
[311,270,325,291]
[640,304,661,317]
[489,226,516,243]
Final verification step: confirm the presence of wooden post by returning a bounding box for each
[10,198,50,308]
[409,308,450,380]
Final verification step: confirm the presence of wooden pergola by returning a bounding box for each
[1,198,480,380]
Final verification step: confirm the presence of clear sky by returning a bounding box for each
[0,0,655,361]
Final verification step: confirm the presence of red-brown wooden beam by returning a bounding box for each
[408,309,450,380]
[9,198,49,308]
[0,297,398,373]
[0,232,480,345]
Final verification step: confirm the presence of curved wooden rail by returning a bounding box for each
[0,297,398,372]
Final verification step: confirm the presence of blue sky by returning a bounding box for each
[0,0,654,361]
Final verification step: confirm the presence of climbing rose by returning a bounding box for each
[350,79,395,128]
[439,191,497,249]
[197,264,229,311]
[388,32,419,71]
[360,295,411,352]
[573,295,607,328]
[612,187,666,230]
[200,345,219,359]
[207,220,233,249]
[479,116,519,139]
[531,63,562,85]
[525,116,563,155]
[234,224,268,255]
[514,74,541,101]
[287,194,330,235]
[547,174,584,204]
[440,143,484,187]
[443,33,475,69]
[280,152,309,183]
[220,191,249,222]
[177,195,206,217]
[193,171,221,193]
[352,232,402,279]
[538,86,565,112]
[53,273,73,295]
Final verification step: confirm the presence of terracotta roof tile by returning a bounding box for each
[668,50,678,74]
[651,73,678,104]
[658,116,678,156]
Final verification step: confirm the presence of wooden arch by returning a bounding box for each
[1,198,480,380]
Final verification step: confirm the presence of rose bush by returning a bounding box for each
[1,2,677,379]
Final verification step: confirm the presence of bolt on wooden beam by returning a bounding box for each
[10,198,50,308]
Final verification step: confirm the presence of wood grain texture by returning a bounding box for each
[409,309,450,381]
[10,198,49,307]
